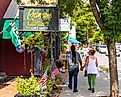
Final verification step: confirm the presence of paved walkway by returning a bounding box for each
[0,80,18,97]
[59,70,121,97]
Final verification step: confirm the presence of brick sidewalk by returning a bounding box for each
[0,80,18,97]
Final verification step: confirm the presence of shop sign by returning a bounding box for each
[19,6,59,32]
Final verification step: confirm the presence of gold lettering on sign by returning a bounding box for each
[25,8,52,30]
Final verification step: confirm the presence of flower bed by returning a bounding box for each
[15,71,66,97]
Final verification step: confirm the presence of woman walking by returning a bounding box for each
[83,49,99,93]
[66,45,82,92]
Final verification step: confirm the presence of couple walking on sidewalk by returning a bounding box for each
[66,45,99,93]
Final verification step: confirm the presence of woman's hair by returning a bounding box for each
[71,45,76,64]
[89,49,96,55]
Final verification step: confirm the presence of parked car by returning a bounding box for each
[96,45,100,52]
[119,45,121,52]
[115,43,120,50]
[106,49,120,57]
[116,49,120,57]
[99,45,107,54]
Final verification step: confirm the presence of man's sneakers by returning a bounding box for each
[68,85,72,89]
[73,90,78,92]
[68,85,78,92]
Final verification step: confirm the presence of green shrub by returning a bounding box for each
[15,72,41,95]
[55,74,63,85]
[46,77,54,93]
[100,66,109,73]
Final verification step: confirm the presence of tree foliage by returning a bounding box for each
[58,0,81,18]
[21,33,44,51]
[59,0,98,44]
[90,0,121,41]
[71,2,97,44]
[89,30,103,44]
[16,0,50,5]
[89,0,121,96]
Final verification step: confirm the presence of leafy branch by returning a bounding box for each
[21,33,44,51]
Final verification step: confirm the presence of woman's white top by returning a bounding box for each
[87,56,98,75]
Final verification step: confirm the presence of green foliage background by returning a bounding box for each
[59,0,99,45]
[97,0,121,42]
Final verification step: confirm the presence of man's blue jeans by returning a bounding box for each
[68,68,79,91]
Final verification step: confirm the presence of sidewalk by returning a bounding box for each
[59,71,121,97]
[0,80,18,97]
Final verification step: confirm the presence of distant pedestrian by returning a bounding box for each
[66,45,82,92]
[82,49,99,93]
[83,45,89,59]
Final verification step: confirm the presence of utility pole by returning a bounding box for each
[86,25,89,47]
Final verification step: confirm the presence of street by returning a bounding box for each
[96,52,121,70]
[96,52,121,79]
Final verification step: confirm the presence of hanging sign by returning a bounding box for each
[59,18,70,31]
[19,6,59,32]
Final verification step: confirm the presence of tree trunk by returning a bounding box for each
[106,39,119,97]
[89,0,119,96]
[89,0,105,30]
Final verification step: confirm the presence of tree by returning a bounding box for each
[89,30,103,44]
[58,0,84,52]
[58,0,81,18]
[16,0,49,5]
[59,0,97,45]
[89,0,121,97]
[71,2,97,45]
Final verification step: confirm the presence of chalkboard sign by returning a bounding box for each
[19,6,59,32]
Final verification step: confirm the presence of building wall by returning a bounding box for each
[0,40,33,76]
[0,0,11,19]
[0,0,35,76]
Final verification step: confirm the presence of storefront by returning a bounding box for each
[0,0,33,76]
